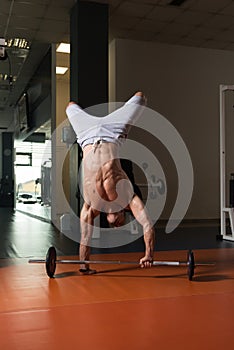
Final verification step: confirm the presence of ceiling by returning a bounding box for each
[1,0,234,132]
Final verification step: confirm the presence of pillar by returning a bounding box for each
[0,132,14,207]
[69,0,109,213]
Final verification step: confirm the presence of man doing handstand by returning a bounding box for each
[66,92,155,274]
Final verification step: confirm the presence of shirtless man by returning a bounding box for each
[66,92,155,274]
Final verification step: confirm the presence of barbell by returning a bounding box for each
[28,247,214,280]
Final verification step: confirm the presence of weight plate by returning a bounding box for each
[187,250,195,281]
[46,246,57,278]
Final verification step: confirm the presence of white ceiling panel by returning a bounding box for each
[162,22,195,36]
[174,10,213,26]
[113,1,154,17]
[15,0,51,4]
[49,0,77,7]
[110,15,141,29]
[155,32,180,44]
[6,27,37,39]
[0,0,13,14]
[147,5,181,22]
[176,36,205,47]
[12,3,47,17]
[215,28,234,42]
[0,25,5,35]
[133,0,160,4]
[204,14,234,30]
[0,13,7,26]
[190,0,232,13]
[40,20,69,33]
[35,30,68,43]
[136,18,166,32]
[200,39,230,50]
[44,6,70,20]
[128,29,157,42]
[224,42,234,50]
[188,26,220,40]
[109,27,131,41]
[8,16,42,29]
[221,2,234,16]
[86,0,122,5]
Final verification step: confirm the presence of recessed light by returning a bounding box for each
[56,43,70,54]
[56,66,68,75]
[7,38,30,49]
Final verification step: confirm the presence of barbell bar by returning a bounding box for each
[28,246,215,280]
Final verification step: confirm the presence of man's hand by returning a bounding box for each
[139,255,153,268]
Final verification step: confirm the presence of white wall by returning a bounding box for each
[109,39,234,220]
[52,76,70,227]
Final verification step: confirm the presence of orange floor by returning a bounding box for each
[0,248,234,350]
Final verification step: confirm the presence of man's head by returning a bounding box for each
[106,210,125,227]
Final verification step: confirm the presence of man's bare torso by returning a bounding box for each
[82,142,133,213]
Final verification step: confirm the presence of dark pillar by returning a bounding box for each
[0,132,14,207]
[70,1,109,107]
[69,1,109,214]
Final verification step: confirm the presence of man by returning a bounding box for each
[66,92,155,274]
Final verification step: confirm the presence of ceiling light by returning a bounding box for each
[56,66,68,75]
[0,73,16,82]
[56,43,70,54]
[7,38,30,49]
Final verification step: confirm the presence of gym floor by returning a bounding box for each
[0,208,234,350]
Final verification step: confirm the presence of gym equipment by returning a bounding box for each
[229,173,234,208]
[220,85,234,241]
[28,247,214,280]
[187,250,194,281]
[46,246,57,278]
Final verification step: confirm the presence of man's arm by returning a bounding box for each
[79,203,99,274]
[128,195,155,267]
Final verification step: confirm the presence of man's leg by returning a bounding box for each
[125,91,147,105]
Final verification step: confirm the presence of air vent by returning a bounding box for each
[169,0,188,6]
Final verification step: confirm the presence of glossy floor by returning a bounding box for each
[0,208,234,350]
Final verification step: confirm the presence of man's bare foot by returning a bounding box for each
[135,91,147,104]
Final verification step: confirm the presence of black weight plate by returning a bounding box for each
[46,246,57,278]
[187,250,195,281]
